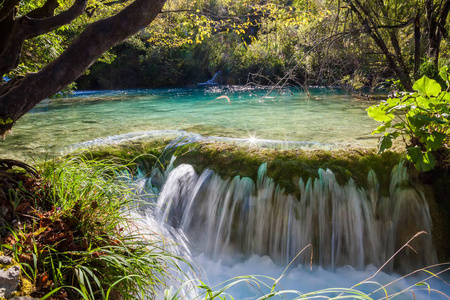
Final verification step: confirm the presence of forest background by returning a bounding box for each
[5,0,450,93]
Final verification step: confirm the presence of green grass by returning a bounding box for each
[1,157,188,299]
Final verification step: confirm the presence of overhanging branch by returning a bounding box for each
[0,0,166,136]
[0,0,87,77]
[23,0,87,39]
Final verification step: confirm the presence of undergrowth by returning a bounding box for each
[0,157,184,299]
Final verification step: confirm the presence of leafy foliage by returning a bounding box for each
[367,68,450,171]
[78,0,333,88]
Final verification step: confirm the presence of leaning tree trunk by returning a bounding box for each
[0,0,166,136]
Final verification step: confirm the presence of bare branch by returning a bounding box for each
[160,9,195,14]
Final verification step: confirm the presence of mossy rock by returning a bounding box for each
[68,138,408,197]
[173,142,404,196]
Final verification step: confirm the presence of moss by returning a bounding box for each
[167,141,405,196]
[71,139,170,161]
[64,138,409,198]
[15,277,35,297]
[63,139,173,175]
[68,139,406,196]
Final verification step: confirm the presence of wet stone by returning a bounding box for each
[0,257,20,299]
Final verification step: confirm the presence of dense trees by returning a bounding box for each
[78,0,450,92]
[341,0,450,91]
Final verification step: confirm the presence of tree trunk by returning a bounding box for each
[414,11,421,77]
[426,0,450,68]
[345,0,413,90]
[0,0,166,136]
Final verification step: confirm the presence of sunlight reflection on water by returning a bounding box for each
[0,87,379,161]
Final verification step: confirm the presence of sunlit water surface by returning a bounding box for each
[1,87,379,161]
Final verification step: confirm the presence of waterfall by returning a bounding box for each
[198,71,222,85]
[146,160,436,272]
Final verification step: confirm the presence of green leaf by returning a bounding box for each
[440,91,450,103]
[415,95,434,109]
[406,147,437,171]
[413,76,442,96]
[367,105,394,122]
[406,146,422,163]
[0,118,13,125]
[439,66,450,84]
[417,152,437,171]
[378,134,393,154]
[392,122,405,129]
[424,132,447,151]
[407,113,428,130]
[372,121,391,134]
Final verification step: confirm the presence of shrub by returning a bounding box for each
[367,67,450,171]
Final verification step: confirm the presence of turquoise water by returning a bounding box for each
[0,87,379,160]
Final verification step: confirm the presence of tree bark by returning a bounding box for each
[0,0,88,78]
[414,11,421,77]
[26,0,59,19]
[426,0,450,68]
[0,0,166,136]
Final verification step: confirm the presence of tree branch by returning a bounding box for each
[345,0,412,90]
[0,7,15,54]
[26,0,59,19]
[413,12,421,77]
[0,0,88,78]
[0,0,167,136]
[22,0,87,39]
[376,17,414,29]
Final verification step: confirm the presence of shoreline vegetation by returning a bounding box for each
[1,140,449,299]
[0,157,186,299]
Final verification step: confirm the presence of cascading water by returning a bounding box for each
[144,159,436,274]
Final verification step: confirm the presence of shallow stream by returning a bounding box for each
[1,86,378,160]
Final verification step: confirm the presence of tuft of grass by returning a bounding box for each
[165,261,450,300]
[1,157,187,300]
[162,236,450,299]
